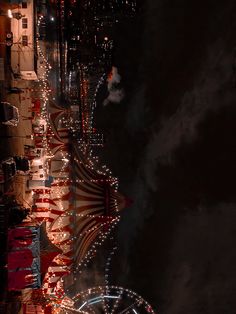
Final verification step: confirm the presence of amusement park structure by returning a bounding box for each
[13,94,156,314]
[11,93,146,312]
[28,100,125,298]
[5,8,155,314]
[59,286,155,314]
[6,64,156,314]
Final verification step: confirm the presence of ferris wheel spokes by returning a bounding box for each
[61,286,155,314]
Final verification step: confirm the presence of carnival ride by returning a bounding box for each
[59,286,155,314]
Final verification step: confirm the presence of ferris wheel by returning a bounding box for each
[59,285,155,314]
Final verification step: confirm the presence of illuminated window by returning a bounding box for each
[22,18,28,29]
[22,35,28,46]
[22,0,27,8]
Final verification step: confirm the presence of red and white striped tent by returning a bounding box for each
[48,101,67,129]
[31,150,127,296]
[29,101,130,298]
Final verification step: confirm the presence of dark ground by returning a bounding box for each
[96,1,236,313]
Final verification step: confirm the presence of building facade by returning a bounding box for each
[11,0,37,79]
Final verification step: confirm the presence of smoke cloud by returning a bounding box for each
[103,67,125,106]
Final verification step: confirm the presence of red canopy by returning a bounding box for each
[8,270,33,290]
[8,228,33,248]
[8,249,33,269]
[40,252,59,274]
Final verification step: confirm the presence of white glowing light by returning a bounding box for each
[103,295,120,299]
[7,9,13,18]
[78,301,87,310]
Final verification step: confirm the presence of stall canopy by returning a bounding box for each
[7,224,64,292]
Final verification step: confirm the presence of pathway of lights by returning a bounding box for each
[41,73,118,191]
[35,15,57,157]
[91,72,107,110]
[59,286,155,314]
[104,243,117,285]
[35,17,117,186]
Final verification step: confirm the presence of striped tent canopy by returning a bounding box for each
[41,149,127,267]
[32,195,63,224]
[48,101,71,146]
[68,148,128,266]
[48,101,67,127]
[30,133,131,296]
[33,128,67,157]
[47,128,69,156]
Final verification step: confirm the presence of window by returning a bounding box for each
[22,0,27,8]
[22,35,28,46]
[22,18,28,29]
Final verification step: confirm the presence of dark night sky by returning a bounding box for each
[95,0,236,313]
